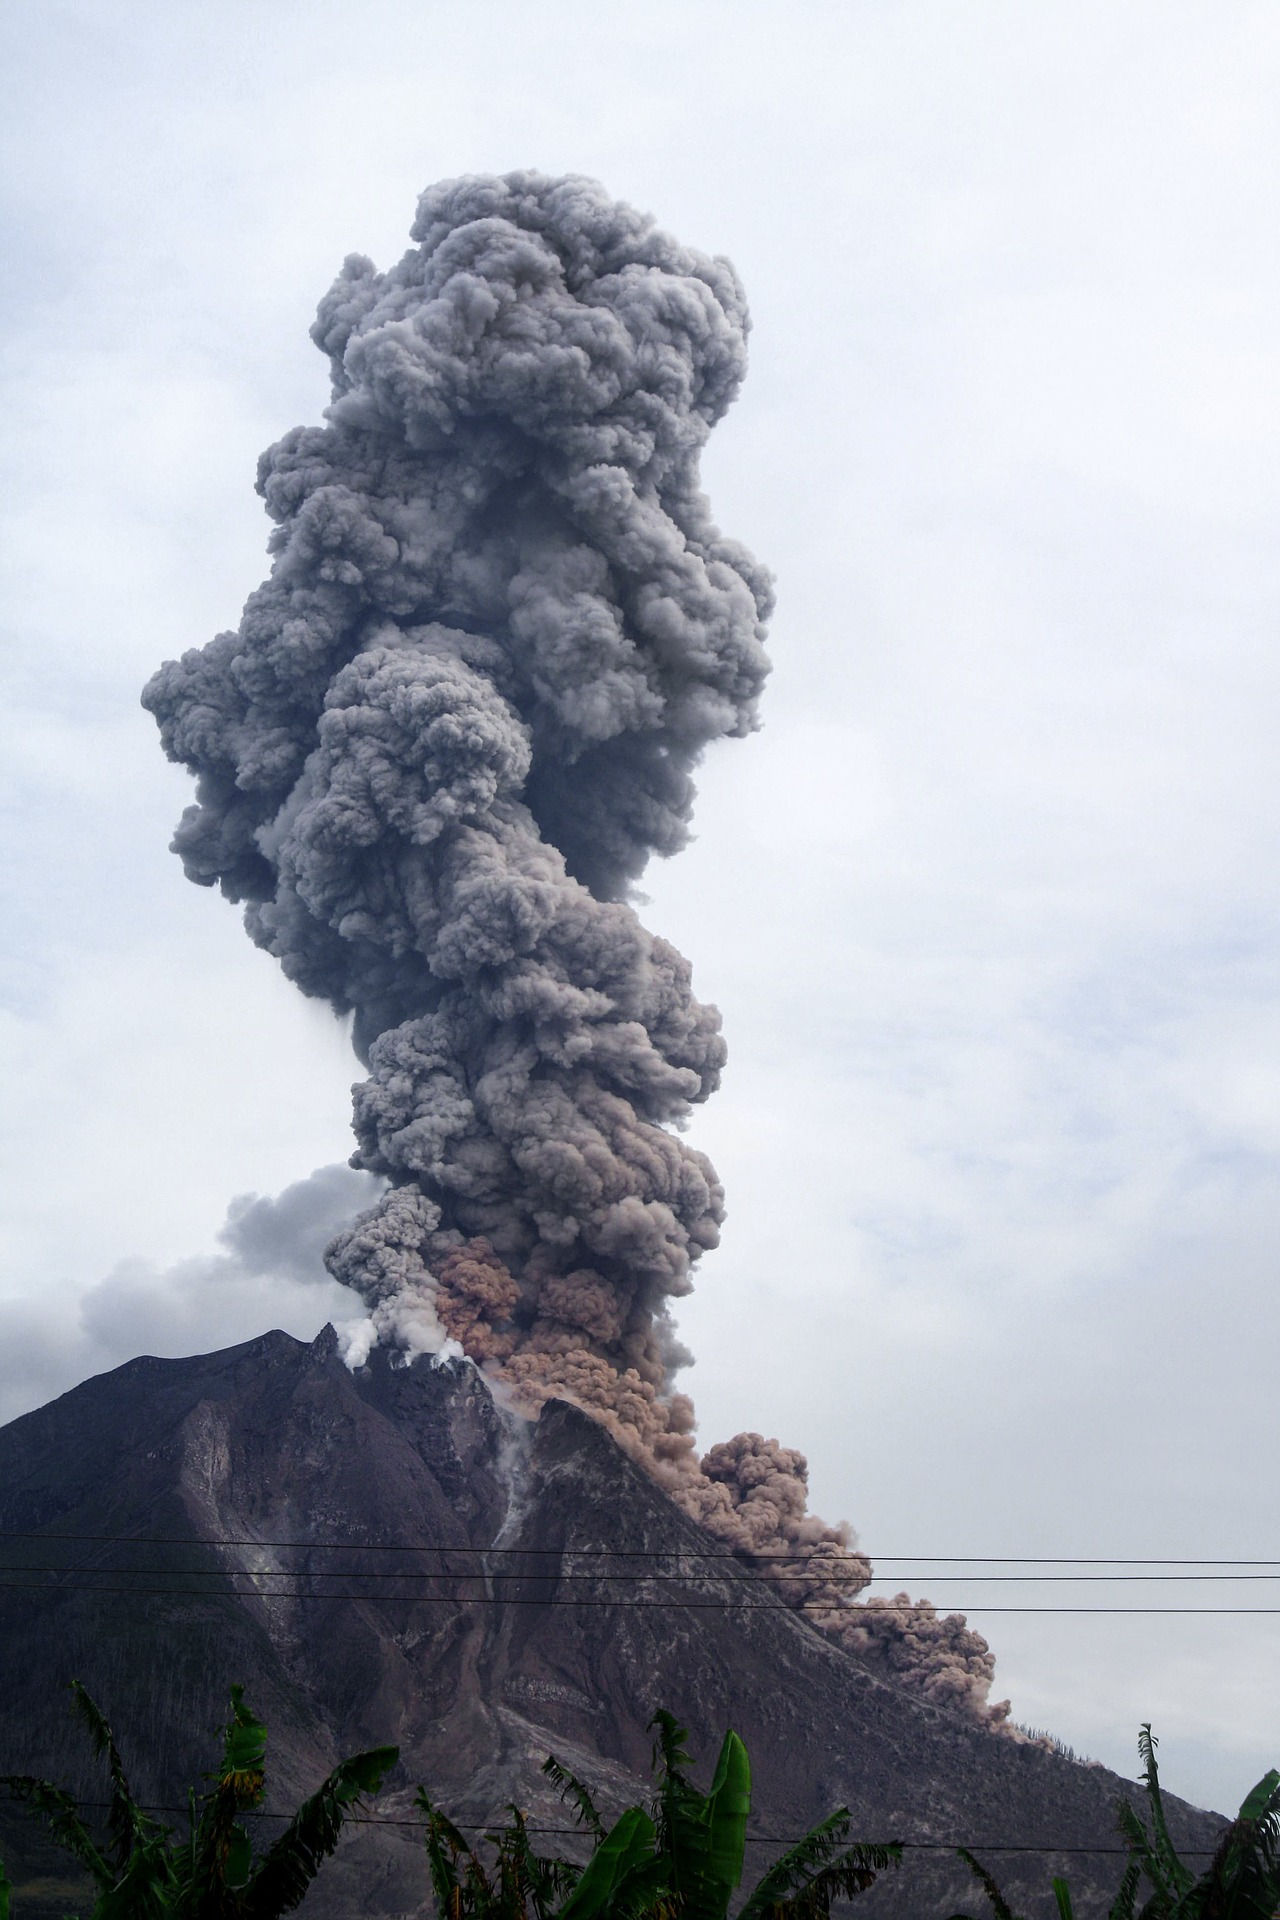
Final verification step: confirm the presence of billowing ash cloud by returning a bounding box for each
[146,172,761,1388]
[144,172,1005,1727]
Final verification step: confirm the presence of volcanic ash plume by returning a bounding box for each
[144,172,1005,1726]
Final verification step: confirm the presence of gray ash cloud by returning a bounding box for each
[145,172,766,1385]
[144,171,1005,1726]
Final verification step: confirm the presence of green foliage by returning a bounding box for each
[649,1712,751,1920]
[0,1775,113,1892]
[642,1714,900,1920]
[416,1791,583,1920]
[413,1713,898,1920]
[1114,1727,1280,1920]
[540,1760,605,1844]
[552,1807,661,1920]
[68,1679,161,1884]
[1120,1724,1198,1914]
[415,1786,663,1920]
[947,1725,1280,1920]
[239,1743,399,1919]
[0,1682,396,1918]
[736,1809,900,1920]
[947,1845,1023,1920]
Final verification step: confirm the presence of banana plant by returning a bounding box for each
[645,1711,899,1920]
[1,1680,175,1919]
[736,1806,902,1920]
[648,1712,751,1920]
[414,1713,898,1920]
[947,1724,1280,1920]
[946,1843,1140,1920]
[539,1754,670,1920]
[417,1794,581,1920]
[416,1786,664,1920]
[554,1807,666,1920]
[0,1681,397,1917]
[1113,1725,1280,1920]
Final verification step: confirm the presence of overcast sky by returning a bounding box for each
[4,0,1280,1817]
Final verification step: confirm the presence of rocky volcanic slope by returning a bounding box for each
[0,1330,1222,1918]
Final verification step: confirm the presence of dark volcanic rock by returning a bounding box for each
[0,1330,1222,1917]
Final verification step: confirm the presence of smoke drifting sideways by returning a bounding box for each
[143,172,1005,1726]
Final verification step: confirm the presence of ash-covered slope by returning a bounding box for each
[0,1330,1221,1917]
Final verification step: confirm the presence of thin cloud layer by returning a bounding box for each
[0,1166,378,1428]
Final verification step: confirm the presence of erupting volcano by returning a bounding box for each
[144,171,1003,1722]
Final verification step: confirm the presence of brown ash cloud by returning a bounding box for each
[144,171,1005,1726]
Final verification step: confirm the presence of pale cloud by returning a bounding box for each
[0,1166,378,1429]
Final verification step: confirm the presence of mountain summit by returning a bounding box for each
[0,1329,1220,1916]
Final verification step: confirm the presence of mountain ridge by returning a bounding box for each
[0,1327,1224,1917]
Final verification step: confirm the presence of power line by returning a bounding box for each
[0,1794,1220,1857]
[2,1528,1276,1566]
[5,1558,1280,1586]
[1,1577,1278,1614]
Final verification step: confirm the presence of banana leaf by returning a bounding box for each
[240,1743,398,1917]
[555,1806,658,1920]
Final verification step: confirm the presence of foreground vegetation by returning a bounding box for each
[1,1692,1276,1918]
[950,1727,1280,1920]
[418,1709,899,1920]
[0,1682,395,1918]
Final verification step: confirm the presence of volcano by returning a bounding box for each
[0,1329,1221,1917]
